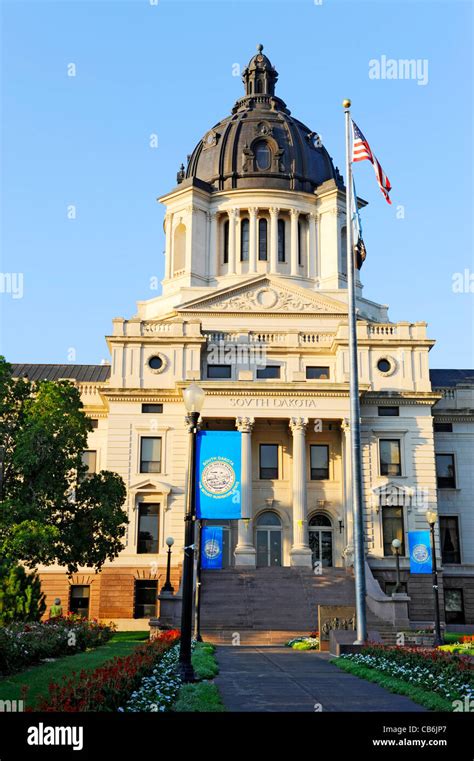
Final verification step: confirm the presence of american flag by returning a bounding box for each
[352,120,392,205]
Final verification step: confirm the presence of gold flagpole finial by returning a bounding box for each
[342,99,351,109]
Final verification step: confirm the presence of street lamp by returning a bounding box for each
[194,520,204,643]
[179,383,205,681]
[161,536,175,593]
[425,509,443,647]
[391,538,402,594]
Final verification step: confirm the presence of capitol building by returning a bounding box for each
[14,46,473,634]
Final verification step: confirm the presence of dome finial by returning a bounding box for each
[257,43,263,52]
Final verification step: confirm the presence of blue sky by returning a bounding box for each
[1,0,473,368]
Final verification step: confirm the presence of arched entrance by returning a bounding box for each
[309,514,333,568]
[256,511,282,567]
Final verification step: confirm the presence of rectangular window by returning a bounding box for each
[258,218,268,261]
[260,444,279,480]
[298,220,303,266]
[444,588,465,624]
[378,406,399,417]
[310,444,329,480]
[436,454,456,488]
[440,516,461,564]
[134,580,158,618]
[90,419,98,429]
[256,365,280,379]
[140,437,162,473]
[379,439,402,476]
[278,219,286,262]
[306,366,330,380]
[69,585,90,618]
[223,220,229,264]
[81,450,97,475]
[137,503,160,554]
[240,218,249,261]
[434,422,453,433]
[382,506,405,557]
[142,403,163,414]
[207,364,231,379]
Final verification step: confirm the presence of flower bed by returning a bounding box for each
[119,642,182,712]
[34,629,180,712]
[0,616,115,676]
[286,632,320,651]
[439,636,474,657]
[337,643,474,704]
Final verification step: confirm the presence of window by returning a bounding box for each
[306,366,330,380]
[81,450,97,475]
[278,219,285,262]
[142,403,163,414]
[379,439,401,476]
[240,218,249,261]
[69,585,90,618]
[436,454,456,488]
[137,503,160,554]
[140,437,162,473]
[223,220,229,264]
[434,422,453,432]
[378,406,399,417]
[258,218,268,260]
[90,419,98,429]
[298,220,303,266]
[440,516,461,563]
[377,358,392,373]
[310,444,329,480]
[207,364,231,379]
[256,365,280,379]
[382,506,405,556]
[444,589,465,624]
[385,581,407,595]
[260,444,279,479]
[148,356,163,371]
[134,580,158,618]
[254,140,271,170]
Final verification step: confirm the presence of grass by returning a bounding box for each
[333,657,453,712]
[110,631,149,643]
[172,641,226,712]
[0,633,147,709]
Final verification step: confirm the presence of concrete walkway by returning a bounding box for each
[214,646,427,712]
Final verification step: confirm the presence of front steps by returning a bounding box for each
[200,566,402,646]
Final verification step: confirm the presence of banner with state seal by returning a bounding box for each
[196,431,242,519]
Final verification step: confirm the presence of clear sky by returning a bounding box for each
[1,0,473,368]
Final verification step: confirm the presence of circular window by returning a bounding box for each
[148,355,164,371]
[254,141,271,170]
[377,358,392,374]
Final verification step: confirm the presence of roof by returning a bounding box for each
[11,364,111,383]
[430,369,474,387]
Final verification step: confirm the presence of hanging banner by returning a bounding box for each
[201,526,223,570]
[408,530,433,574]
[196,431,241,519]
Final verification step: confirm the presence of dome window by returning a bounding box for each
[278,219,286,262]
[240,219,249,261]
[258,218,268,261]
[254,141,271,171]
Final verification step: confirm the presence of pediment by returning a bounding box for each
[176,276,348,315]
[130,478,172,494]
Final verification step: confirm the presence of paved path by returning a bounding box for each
[214,646,427,712]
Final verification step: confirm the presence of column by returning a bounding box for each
[164,213,172,280]
[234,417,256,567]
[248,207,258,274]
[207,212,217,280]
[227,208,238,275]
[269,206,280,273]
[289,417,313,567]
[290,209,299,276]
[308,213,318,280]
[341,418,354,568]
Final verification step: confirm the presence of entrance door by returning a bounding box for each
[309,514,333,568]
[256,512,282,567]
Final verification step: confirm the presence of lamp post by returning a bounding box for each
[426,509,443,647]
[179,383,206,682]
[391,538,402,594]
[194,520,203,643]
[161,536,175,593]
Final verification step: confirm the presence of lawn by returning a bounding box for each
[0,632,149,709]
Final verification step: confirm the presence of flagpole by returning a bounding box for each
[343,99,367,644]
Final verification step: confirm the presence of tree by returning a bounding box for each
[0,357,128,574]
[0,560,46,625]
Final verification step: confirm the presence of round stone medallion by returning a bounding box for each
[255,287,279,309]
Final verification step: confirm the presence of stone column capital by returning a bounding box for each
[248,207,258,218]
[269,206,280,217]
[289,417,309,434]
[236,416,255,433]
[207,211,218,221]
[340,417,350,433]
[290,208,300,219]
[228,207,240,220]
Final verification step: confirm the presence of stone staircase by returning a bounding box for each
[200,566,402,645]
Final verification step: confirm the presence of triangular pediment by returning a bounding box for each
[176,276,348,315]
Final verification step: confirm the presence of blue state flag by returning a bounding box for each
[196,431,242,519]
[201,526,223,570]
[408,530,433,574]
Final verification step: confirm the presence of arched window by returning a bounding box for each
[240,218,249,261]
[258,218,268,261]
[298,220,303,266]
[340,226,347,275]
[278,219,286,262]
[173,223,186,274]
[257,511,281,527]
[256,78,263,94]
[223,220,229,264]
[254,140,271,171]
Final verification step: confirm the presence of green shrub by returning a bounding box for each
[192,642,219,680]
[0,561,46,626]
